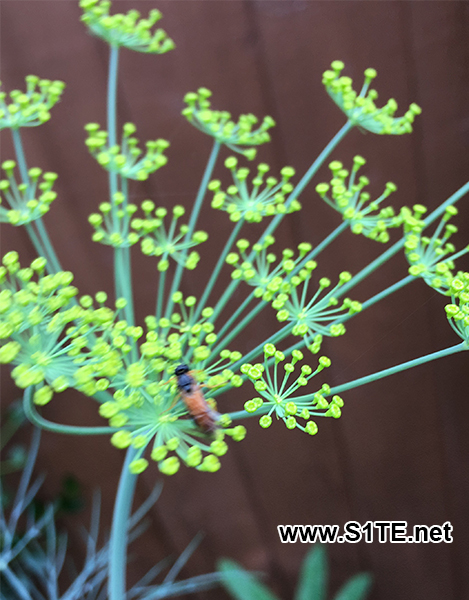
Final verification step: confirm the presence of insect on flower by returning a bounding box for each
[175,364,220,433]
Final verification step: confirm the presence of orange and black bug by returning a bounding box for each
[174,364,220,433]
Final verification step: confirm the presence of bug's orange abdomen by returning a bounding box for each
[181,387,220,433]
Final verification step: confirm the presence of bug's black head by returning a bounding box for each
[175,364,189,377]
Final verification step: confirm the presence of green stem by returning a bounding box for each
[165,140,221,319]
[34,217,62,272]
[195,218,245,320]
[23,387,118,435]
[210,300,266,358]
[109,446,138,600]
[425,181,469,226]
[260,121,353,242]
[11,128,62,272]
[11,127,29,184]
[301,342,466,400]
[358,274,415,312]
[156,268,166,321]
[107,45,119,148]
[216,290,255,341]
[291,221,349,276]
[25,222,47,257]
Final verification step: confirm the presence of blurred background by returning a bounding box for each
[1,1,468,599]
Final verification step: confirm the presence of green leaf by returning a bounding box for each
[333,573,372,600]
[295,545,328,600]
[218,558,279,600]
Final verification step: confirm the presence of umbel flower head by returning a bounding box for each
[80,0,175,53]
[85,122,169,181]
[226,237,313,302]
[273,268,362,353]
[316,156,400,243]
[132,202,208,271]
[0,76,65,130]
[444,272,469,345]
[0,160,58,226]
[88,191,139,248]
[242,345,343,434]
[208,156,300,223]
[182,88,275,160]
[323,61,421,134]
[403,205,468,294]
[0,252,245,475]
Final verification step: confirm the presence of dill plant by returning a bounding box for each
[0,1,468,599]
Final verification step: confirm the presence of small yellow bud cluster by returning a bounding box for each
[323,61,421,135]
[226,236,312,302]
[0,252,126,402]
[0,161,58,226]
[0,76,65,130]
[316,157,400,243]
[131,202,207,271]
[85,123,169,181]
[242,345,343,434]
[208,157,300,223]
[182,88,275,160]
[80,0,175,54]
[404,205,467,294]
[445,272,469,344]
[270,265,361,352]
[88,191,139,247]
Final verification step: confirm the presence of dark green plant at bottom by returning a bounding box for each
[218,545,371,600]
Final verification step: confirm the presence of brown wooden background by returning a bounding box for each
[1,1,469,599]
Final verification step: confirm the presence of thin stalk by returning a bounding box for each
[23,387,117,435]
[210,299,266,358]
[25,222,47,257]
[358,274,415,312]
[156,268,166,320]
[11,127,30,184]
[11,128,62,272]
[165,140,221,319]
[108,446,138,600]
[259,120,354,242]
[291,221,349,277]
[216,290,256,340]
[298,342,466,400]
[107,45,119,148]
[195,218,245,320]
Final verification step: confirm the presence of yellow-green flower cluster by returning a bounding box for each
[0,253,246,474]
[0,252,124,398]
[404,205,468,294]
[132,202,208,271]
[88,191,139,247]
[226,236,313,301]
[0,161,58,226]
[242,345,343,434]
[444,273,469,345]
[316,157,400,243]
[85,122,169,181]
[272,269,362,352]
[323,61,421,135]
[98,293,245,475]
[182,88,275,159]
[208,157,300,223]
[0,76,65,130]
[80,0,175,53]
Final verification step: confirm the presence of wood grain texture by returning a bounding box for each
[1,2,468,599]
